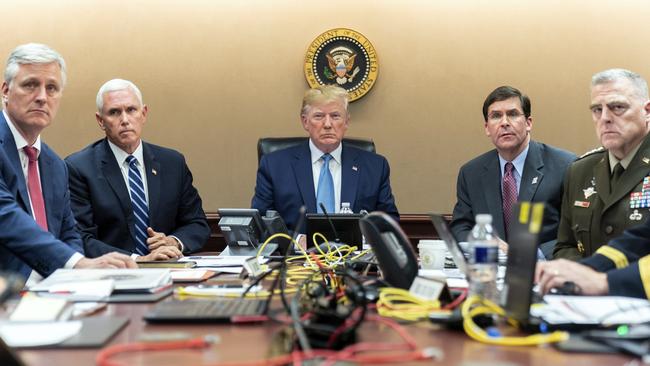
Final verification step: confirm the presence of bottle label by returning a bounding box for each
[471,245,498,264]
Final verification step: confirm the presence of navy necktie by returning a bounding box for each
[316,154,335,213]
[126,155,150,255]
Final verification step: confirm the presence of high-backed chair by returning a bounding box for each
[257,137,375,163]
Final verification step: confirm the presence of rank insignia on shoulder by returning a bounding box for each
[574,200,590,208]
[578,146,605,159]
[577,242,585,254]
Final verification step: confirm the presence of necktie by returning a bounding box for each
[502,162,517,239]
[611,163,625,191]
[316,154,335,214]
[126,155,150,255]
[23,146,48,231]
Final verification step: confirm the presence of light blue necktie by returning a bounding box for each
[126,155,150,255]
[316,154,335,214]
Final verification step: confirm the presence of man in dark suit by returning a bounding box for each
[66,79,209,260]
[252,84,398,232]
[450,86,576,257]
[554,69,650,260]
[537,217,650,299]
[0,43,135,279]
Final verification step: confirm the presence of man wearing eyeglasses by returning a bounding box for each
[554,69,650,261]
[450,86,575,258]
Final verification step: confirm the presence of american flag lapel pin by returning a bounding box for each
[531,176,538,185]
[152,169,157,176]
[352,166,358,171]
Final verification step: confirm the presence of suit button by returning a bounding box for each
[605,225,614,234]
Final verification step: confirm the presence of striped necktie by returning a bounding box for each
[126,155,150,255]
[502,161,518,239]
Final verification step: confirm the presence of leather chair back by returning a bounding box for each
[257,137,375,163]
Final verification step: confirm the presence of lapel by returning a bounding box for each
[291,142,316,212]
[340,144,360,209]
[99,139,134,230]
[603,135,650,212]
[143,142,160,223]
[518,141,545,202]
[594,155,611,204]
[0,114,31,213]
[481,151,506,237]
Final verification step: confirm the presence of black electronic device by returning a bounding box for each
[501,202,543,323]
[306,213,363,248]
[218,208,280,256]
[261,210,291,255]
[358,212,418,289]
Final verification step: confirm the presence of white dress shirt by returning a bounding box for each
[309,139,343,213]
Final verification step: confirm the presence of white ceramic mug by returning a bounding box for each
[418,239,447,270]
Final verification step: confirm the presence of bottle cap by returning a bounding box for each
[475,214,492,224]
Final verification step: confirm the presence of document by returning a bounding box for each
[30,269,171,292]
[532,295,650,325]
[0,321,82,347]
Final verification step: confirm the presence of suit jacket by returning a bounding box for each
[450,140,576,246]
[0,113,82,277]
[65,139,209,257]
[251,141,399,231]
[554,133,650,260]
[580,216,650,299]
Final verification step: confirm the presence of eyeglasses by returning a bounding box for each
[487,110,526,124]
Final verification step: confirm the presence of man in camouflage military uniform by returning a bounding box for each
[554,69,650,260]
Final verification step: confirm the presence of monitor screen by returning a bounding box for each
[306,213,363,248]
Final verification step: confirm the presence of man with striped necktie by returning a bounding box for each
[66,79,209,260]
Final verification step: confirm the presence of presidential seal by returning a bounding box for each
[304,28,378,102]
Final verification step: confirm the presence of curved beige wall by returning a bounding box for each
[2,0,649,213]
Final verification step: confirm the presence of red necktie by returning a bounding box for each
[23,146,48,231]
[502,162,517,239]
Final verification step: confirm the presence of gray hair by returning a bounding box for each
[301,84,350,116]
[4,43,67,87]
[592,68,649,100]
[96,79,143,112]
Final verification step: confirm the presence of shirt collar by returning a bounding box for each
[309,139,342,165]
[608,142,643,172]
[498,142,529,176]
[3,110,42,153]
[107,139,144,167]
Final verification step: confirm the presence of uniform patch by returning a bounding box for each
[583,187,596,199]
[574,200,590,208]
[630,209,643,221]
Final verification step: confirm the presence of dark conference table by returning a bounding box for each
[16,293,633,366]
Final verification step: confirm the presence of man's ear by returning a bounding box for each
[95,112,105,130]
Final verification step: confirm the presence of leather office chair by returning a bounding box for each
[257,137,376,163]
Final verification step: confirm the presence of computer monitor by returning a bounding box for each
[358,212,418,289]
[218,208,278,256]
[306,213,363,248]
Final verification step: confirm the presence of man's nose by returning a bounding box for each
[34,86,47,103]
[323,115,333,127]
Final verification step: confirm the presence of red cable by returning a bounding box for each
[443,288,468,310]
[96,337,212,366]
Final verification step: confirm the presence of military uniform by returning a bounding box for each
[581,219,650,298]
[554,134,650,260]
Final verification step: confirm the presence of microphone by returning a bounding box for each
[319,202,341,244]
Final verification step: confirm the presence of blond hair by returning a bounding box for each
[300,84,349,116]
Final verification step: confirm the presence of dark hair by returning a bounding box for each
[482,86,531,121]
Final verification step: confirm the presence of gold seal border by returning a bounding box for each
[304,28,379,102]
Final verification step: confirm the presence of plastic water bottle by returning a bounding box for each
[467,214,499,303]
[340,202,353,214]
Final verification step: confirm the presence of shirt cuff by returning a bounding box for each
[131,253,140,260]
[64,252,84,269]
[169,235,185,252]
